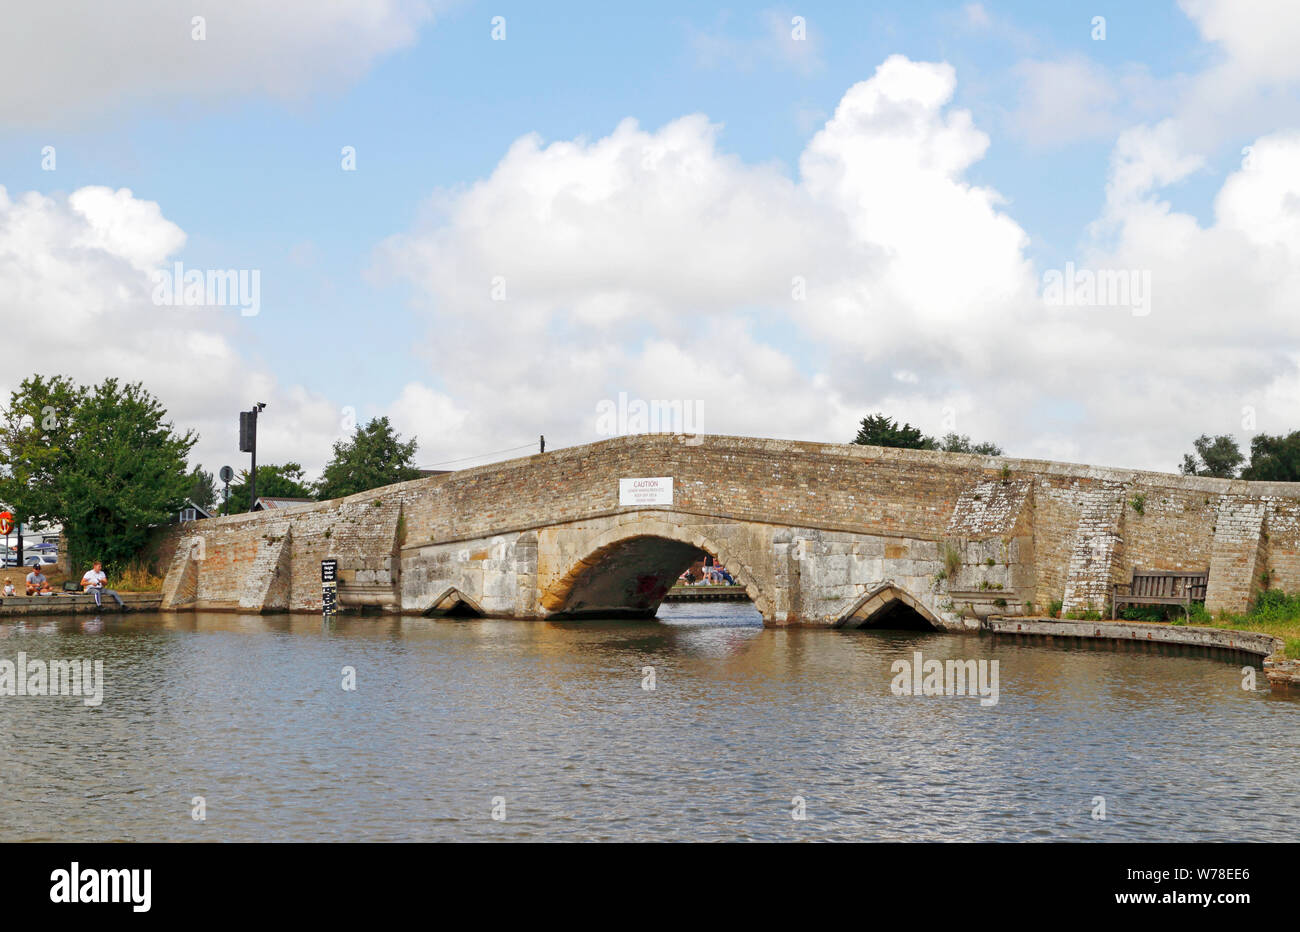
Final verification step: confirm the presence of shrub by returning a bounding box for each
[1118,602,1212,625]
[1251,588,1300,622]
[942,542,962,579]
[118,558,164,592]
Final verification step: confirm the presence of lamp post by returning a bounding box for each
[239,403,267,511]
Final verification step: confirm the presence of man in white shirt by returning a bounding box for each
[81,561,125,608]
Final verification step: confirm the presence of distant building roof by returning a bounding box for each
[252,497,315,511]
[178,499,213,521]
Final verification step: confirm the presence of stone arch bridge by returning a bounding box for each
[160,434,1300,630]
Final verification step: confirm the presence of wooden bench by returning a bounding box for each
[1112,569,1208,619]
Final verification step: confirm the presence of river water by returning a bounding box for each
[0,602,1294,842]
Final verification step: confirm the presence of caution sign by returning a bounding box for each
[618,477,673,507]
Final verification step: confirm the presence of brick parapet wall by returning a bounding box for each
[158,434,1300,617]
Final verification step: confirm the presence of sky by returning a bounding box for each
[2,0,1299,478]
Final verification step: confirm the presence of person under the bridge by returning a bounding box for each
[81,561,125,609]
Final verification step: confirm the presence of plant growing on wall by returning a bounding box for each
[1130,493,1146,515]
[942,541,962,579]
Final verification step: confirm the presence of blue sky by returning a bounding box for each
[2,1,1298,474]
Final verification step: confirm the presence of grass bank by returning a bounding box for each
[1116,590,1300,659]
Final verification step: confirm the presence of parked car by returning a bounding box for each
[24,555,57,566]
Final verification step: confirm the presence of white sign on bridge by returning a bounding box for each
[619,476,673,506]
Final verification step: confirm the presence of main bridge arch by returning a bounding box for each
[539,518,771,620]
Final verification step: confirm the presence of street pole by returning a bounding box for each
[219,465,234,516]
[240,404,266,512]
[250,411,257,511]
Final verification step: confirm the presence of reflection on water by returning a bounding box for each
[0,602,1294,841]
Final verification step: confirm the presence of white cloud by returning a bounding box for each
[1008,57,1129,147]
[0,185,341,477]
[14,47,1300,483]
[0,0,439,126]
[374,54,1300,473]
[1102,120,1205,210]
[1180,0,1300,86]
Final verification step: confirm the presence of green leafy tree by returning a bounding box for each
[936,432,1004,456]
[227,462,315,512]
[1179,434,1244,478]
[0,375,196,575]
[315,417,421,500]
[853,415,1004,455]
[853,413,932,450]
[186,467,218,512]
[1241,431,1300,482]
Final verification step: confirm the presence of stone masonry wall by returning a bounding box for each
[159,433,1300,622]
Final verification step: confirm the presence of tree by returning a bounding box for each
[936,432,1004,456]
[1241,431,1300,482]
[315,417,421,500]
[1180,434,1244,478]
[853,413,932,450]
[852,414,1004,455]
[227,462,314,511]
[0,375,196,575]
[186,467,217,513]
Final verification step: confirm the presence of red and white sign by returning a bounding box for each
[619,477,673,507]
[0,512,12,535]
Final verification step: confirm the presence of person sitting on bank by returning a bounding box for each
[26,568,53,595]
[2,579,14,596]
[81,561,125,608]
